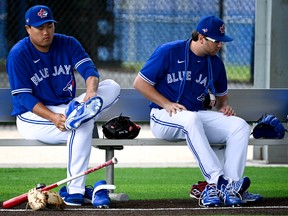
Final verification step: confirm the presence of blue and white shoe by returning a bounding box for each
[92,180,116,208]
[83,185,94,204]
[200,184,221,207]
[220,183,242,207]
[59,185,95,206]
[241,191,263,203]
[59,186,83,206]
[231,176,251,194]
[65,96,103,130]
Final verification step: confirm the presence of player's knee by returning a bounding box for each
[235,117,251,135]
[102,79,120,92]
[104,79,120,98]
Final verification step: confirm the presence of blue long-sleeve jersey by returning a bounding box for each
[7,33,99,116]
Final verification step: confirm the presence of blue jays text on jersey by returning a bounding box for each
[7,33,99,116]
[166,71,208,86]
[139,39,228,111]
[31,64,72,86]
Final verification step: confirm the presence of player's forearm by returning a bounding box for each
[215,95,228,110]
[133,75,170,108]
[84,76,99,101]
[215,95,236,116]
[32,102,60,122]
[32,102,66,130]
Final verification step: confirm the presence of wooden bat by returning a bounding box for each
[3,157,117,209]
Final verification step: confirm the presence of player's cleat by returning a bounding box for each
[190,181,207,199]
[190,180,262,204]
[63,194,84,206]
[219,183,242,207]
[65,96,103,130]
[231,176,251,194]
[217,175,250,195]
[200,184,221,207]
[59,185,94,206]
[83,185,94,204]
[241,191,263,203]
[92,180,115,208]
[59,186,83,206]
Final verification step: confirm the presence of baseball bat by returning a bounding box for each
[3,157,118,209]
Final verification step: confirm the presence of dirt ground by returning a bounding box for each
[1,198,288,216]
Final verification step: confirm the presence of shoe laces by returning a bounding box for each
[231,179,243,191]
[198,184,219,207]
[221,183,242,201]
[205,184,219,198]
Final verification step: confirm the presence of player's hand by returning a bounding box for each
[52,113,67,131]
[219,105,236,116]
[163,102,187,117]
[83,92,97,102]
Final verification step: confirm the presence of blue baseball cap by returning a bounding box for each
[25,5,57,27]
[196,15,233,42]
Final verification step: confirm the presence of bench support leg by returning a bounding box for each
[98,146,129,201]
[105,148,115,185]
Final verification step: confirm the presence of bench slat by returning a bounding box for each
[0,137,286,146]
[93,137,288,146]
[0,139,66,146]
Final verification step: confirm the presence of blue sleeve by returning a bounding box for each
[7,47,41,115]
[13,93,40,114]
[68,37,100,80]
[7,50,33,93]
[139,44,169,85]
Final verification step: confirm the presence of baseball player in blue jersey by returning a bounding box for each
[134,16,262,206]
[6,5,120,207]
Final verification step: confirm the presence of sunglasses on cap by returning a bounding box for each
[203,36,222,44]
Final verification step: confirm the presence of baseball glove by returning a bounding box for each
[27,188,47,211]
[27,188,65,211]
[43,190,66,210]
[102,114,141,139]
[252,114,287,139]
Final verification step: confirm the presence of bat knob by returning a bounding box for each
[36,183,46,189]
[112,157,118,164]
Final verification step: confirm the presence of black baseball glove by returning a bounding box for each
[102,114,141,139]
[252,114,287,139]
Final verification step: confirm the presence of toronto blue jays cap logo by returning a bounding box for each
[37,9,48,18]
[219,24,225,34]
[25,5,57,27]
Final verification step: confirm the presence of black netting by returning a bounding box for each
[0,0,255,86]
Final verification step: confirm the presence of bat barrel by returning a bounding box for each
[3,194,28,209]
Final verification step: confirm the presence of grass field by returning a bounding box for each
[1,167,287,201]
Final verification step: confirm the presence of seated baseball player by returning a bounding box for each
[6,5,120,207]
[133,15,262,207]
